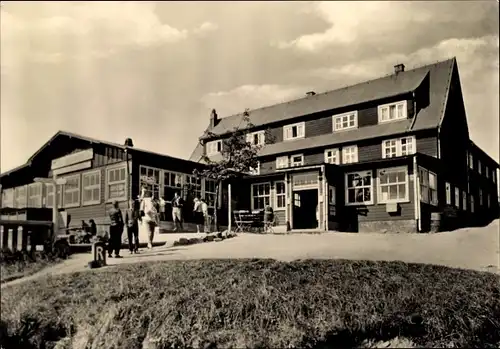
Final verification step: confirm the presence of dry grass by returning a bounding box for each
[1,259,499,349]
[0,251,61,284]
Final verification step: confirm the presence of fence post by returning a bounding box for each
[8,228,13,252]
[17,226,24,251]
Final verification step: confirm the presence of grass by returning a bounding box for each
[0,251,61,285]
[1,259,499,349]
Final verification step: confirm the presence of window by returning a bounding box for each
[478,160,482,175]
[324,148,340,165]
[485,166,489,178]
[445,182,451,205]
[205,179,217,208]
[63,175,80,208]
[345,170,373,205]
[333,111,357,131]
[378,101,407,123]
[479,189,483,206]
[329,186,336,205]
[246,131,265,146]
[107,165,127,201]
[470,194,475,213]
[468,152,473,169]
[462,190,467,211]
[1,188,14,208]
[487,194,491,208]
[206,140,222,156]
[45,184,62,208]
[27,183,42,208]
[290,154,304,167]
[418,167,437,206]
[382,136,415,158]
[14,186,27,208]
[275,181,286,209]
[292,173,317,187]
[276,156,289,169]
[185,175,202,200]
[82,170,101,205]
[378,167,409,203]
[454,187,460,209]
[493,170,497,184]
[283,122,305,141]
[342,145,358,164]
[251,182,271,210]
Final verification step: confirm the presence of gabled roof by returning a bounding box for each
[205,58,456,138]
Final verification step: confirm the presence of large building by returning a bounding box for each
[0,131,223,234]
[191,57,499,233]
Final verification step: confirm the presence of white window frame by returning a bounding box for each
[377,166,409,204]
[479,189,483,206]
[290,154,304,167]
[478,160,482,175]
[324,148,340,165]
[378,100,407,123]
[251,182,271,210]
[276,156,289,169]
[283,122,305,141]
[418,167,437,206]
[345,170,374,206]
[275,180,286,210]
[462,190,467,211]
[204,179,217,208]
[82,170,101,206]
[329,186,336,205]
[206,140,222,156]
[445,182,451,205]
[45,183,62,208]
[454,187,460,209]
[27,183,43,208]
[382,136,416,159]
[493,170,497,184]
[470,194,475,213]
[485,166,489,178]
[468,152,473,169]
[332,111,358,132]
[2,188,14,208]
[342,145,358,164]
[62,174,81,208]
[487,193,491,208]
[14,185,27,209]
[246,131,265,146]
[106,164,128,202]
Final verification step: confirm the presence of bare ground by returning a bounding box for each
[2,220,498,289]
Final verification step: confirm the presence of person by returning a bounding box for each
[81,220,90,233]
[159,196,166,221]
[89,219,97,237]
[108,201,124,258]
[170,192,184,232]
[140,191,158,249]
[264,205,274,232]
[125,199,140,254]
[193,197,204,233]
[201,197,210,233]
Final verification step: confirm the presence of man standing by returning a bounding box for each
[201,197,210,233]
[125,199,140,254]
[140,191,158,249]
[170,192,184,232]
[159,196,166,221]
[108,201,124,258]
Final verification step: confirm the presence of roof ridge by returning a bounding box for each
[216,57,456,121]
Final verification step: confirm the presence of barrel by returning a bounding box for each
[430,212,442,233]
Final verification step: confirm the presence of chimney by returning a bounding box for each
[306,91,316,97]
[210,109,218,128]
[394,64,405,74]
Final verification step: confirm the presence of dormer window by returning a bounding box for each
[378,101,407,123]
[283,122,305,141]
[246,131,265,146]
[290,154,304,167]
[333,111,358,132]
[206,140,222,156]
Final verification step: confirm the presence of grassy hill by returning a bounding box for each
[1,259,499,348]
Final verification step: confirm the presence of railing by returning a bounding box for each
[0,220,53,253]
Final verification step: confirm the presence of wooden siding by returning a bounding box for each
[357,106,378,127]
[305,116,332,138]
[416,134,438,157]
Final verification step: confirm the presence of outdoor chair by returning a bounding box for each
[233,210,252,232]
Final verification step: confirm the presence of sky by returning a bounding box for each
[1,1,499,172]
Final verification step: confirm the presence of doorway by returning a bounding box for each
[292,189,318,230]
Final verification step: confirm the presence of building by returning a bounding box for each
[0,131,222,234]
[191,57,499,233]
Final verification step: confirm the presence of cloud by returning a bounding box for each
[193,21,218,36]
[201,84,311,117]
[278,1,497,52]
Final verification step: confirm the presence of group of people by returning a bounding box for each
[105,189,212,258]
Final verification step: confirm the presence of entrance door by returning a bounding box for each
[292,189,318,229]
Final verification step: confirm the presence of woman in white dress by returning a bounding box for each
[140,190,158,249]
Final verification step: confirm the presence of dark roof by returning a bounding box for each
[2,130,204,178]
[204,58,455,138]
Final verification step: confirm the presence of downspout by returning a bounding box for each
[413,155,421,232]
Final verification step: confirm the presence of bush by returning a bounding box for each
[0,248,62,284]
[1,259,499,349]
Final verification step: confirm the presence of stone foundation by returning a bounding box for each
[358,220,417,234]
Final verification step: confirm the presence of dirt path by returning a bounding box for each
[2,221,499,289]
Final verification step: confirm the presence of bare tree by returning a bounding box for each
[194,109,274,231]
